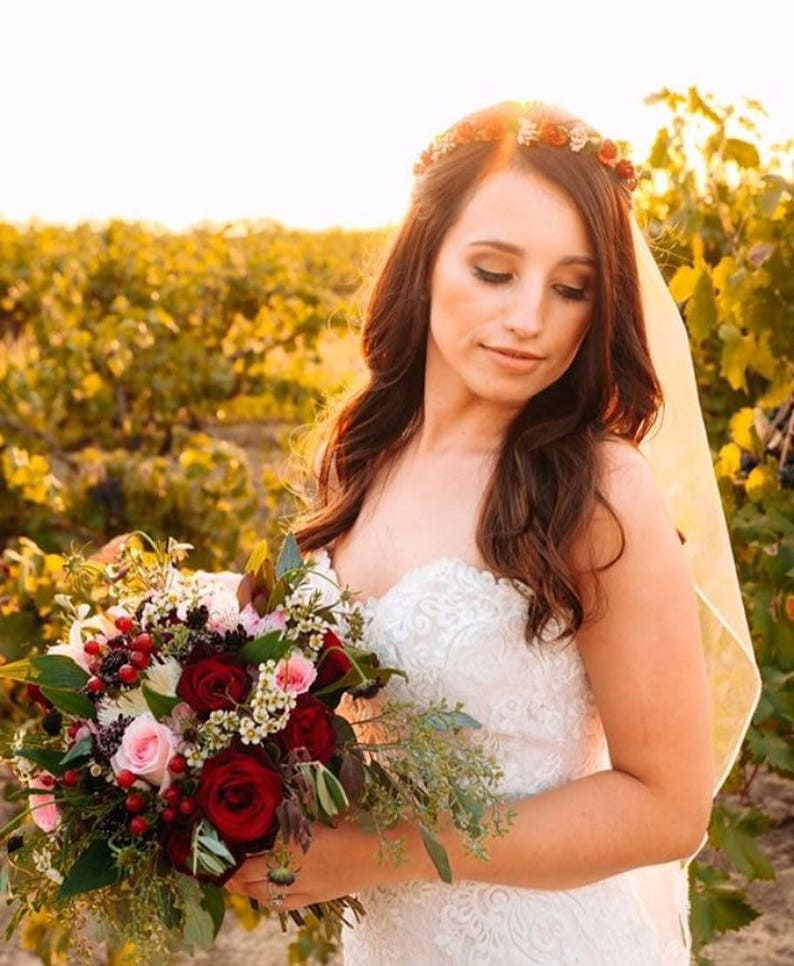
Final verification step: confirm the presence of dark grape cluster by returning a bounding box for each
[92,715,133,762]
[94,804,130,839]
[98,649,133,687]
[42,709,63,736]
[185,605,209,630]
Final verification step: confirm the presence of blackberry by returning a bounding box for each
[188,628,226,654]
[42,709,63,736]
[223,626,250,652]
[185,605,209,630]
[95,804,129,839]
[98,649,130,686]
[6,834,24,854]
[92,715,133,761]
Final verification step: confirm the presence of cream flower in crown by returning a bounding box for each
[413,105,639,190]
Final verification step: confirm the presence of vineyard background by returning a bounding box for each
[0,88,792,964]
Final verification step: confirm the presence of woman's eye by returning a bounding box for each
[473,266,512,285]
[555,284,589,302]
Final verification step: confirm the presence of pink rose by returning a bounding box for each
[29,773,61,832]
[275,651,318,695]
[111,712,179,789]
[239,604,288,638]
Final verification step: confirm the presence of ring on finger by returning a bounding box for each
[267,879,287,907]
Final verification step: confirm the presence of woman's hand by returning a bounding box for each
[225,817,419,912]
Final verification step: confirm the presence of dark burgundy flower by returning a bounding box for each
[196,745,282,847]
[311,629,353,693]
[176,654,251,712]
[278,693,337,765]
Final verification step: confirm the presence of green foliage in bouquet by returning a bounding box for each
[0,532,514,964]
[639,86,793,961]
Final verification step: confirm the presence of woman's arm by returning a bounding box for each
[229,440,716,904]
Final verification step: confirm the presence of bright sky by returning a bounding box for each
[2,0,791,231]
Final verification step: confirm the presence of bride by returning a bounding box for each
[225,100,761,964]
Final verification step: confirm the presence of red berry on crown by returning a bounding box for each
[413,104,639,192]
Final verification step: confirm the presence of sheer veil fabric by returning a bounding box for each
[624,213,762,952]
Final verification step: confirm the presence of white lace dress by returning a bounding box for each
[311,548,693,966]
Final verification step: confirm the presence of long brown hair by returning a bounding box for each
[292,100,663,645]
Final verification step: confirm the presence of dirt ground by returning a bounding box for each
[1,767,791,965]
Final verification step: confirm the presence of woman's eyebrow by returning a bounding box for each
[466,239,596,268]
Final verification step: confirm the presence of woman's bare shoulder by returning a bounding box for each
[571,434,674,579]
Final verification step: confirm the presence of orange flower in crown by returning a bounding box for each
[413,102,639,191]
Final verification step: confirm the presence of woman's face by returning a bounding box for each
[427,166,597,412]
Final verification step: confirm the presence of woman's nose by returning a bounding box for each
[502,284,545,336]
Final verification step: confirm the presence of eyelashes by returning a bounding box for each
[472,266,590,303]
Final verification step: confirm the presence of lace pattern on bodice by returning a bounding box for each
[310,548,692,965]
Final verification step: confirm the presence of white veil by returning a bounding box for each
[625,212,762,958]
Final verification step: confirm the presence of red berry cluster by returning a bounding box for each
[84,617,158,697]
[112,754,196,838]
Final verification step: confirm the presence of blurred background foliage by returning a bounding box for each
[0,87,792,964]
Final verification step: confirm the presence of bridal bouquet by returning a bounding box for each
[0,533,512,961]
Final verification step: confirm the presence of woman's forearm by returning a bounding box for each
[380,768,709,890]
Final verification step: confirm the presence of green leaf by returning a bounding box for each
[40,686,96,719]
[266,577,289,612]
[18,746,72,776]
[31,655,90,690]
[420,826,452,884]
[142,683,181,719]
[723,138,760,169]
[690,883,760,943]
[58,840,120,899]
[0,658,33,682]
[332,714,357,746]
[423,709,482,731]
[200,881,226,939]
[0,611,37,663]
[684,271,717,343]
[60,736,93,765]
[747,728,794,772]
[710,805,774,880]
[315,767,339,817]
[239,630,290,665]
[176,873,216,950]
[276,532,303,578]
[320,766,349,810]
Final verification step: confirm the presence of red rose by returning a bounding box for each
[311,629,353,693]
[597,139,619,165]
[176,654,251,712]
[279,693,337,764]
[197,746,282,846]
[539,120,569,147]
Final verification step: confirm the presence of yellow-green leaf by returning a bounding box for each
[724,138,760,169]
[685,271,717,342]
[669,265,698,303]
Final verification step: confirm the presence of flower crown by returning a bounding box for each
[413,109,639,191]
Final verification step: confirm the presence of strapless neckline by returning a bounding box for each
[313,546,532,612]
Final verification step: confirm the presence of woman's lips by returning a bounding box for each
[482,345,544,369]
